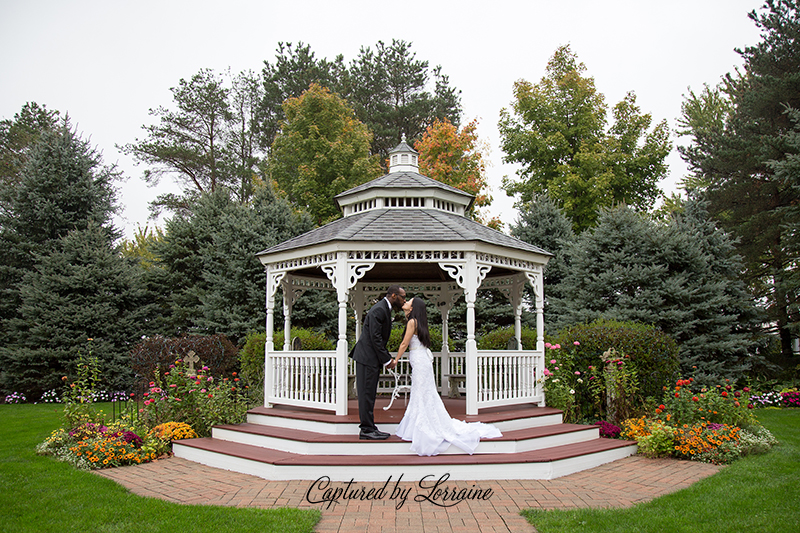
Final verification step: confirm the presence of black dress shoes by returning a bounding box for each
[359,429,390,440]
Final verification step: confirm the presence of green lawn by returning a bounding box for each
[522,409,800,533]
[0,403,320,533]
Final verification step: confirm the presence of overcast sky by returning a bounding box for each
[0,0,764,238]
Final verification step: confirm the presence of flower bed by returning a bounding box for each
[621,378,778,465]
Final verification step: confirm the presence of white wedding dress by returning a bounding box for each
[395,335,502,456]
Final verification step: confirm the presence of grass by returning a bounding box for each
[0,403,320,533]
[522,409,800,533]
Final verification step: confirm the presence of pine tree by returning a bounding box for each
[0,123,117,345]
[0,225,149,398]
[554,204,759,384]
[510,194,575,331]
[148,185,314,344]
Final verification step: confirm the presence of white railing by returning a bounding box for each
[476,350,544,409]
[268,351,338,410]
[268,349,543,411]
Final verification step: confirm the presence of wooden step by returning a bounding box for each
[172,436,637,481]
[211,422,599,455]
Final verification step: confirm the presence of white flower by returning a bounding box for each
[577,378,584,384]
[569,389,575,394]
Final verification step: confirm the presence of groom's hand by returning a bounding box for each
[387,359,397,370]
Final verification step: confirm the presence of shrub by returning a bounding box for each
[138,359,249,437]
[238,327,339,401]
[239,331,266,399]
[130,334,238,383]
[782,390,800,408]
[477,326,538,350]
[674,423,741,464]
[556,319,679,400]
[148,421,199,456]
[749,390,783,407]
[587,348,641,425]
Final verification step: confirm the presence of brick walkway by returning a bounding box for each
[96,455,721,532]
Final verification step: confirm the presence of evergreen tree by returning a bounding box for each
[0,124,117,345]
[510,193,575,331]
[147,185,314,344]
[0,225,149,398]
[554,204,759,384]
[346,39,462,166]
[678,0,800,356]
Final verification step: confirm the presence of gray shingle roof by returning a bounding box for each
[334,172,473,200]
[257,208,551,257]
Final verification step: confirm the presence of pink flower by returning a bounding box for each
[554,344,561,349]
[550,359,557,364]
[573,341,580,346]
[543,369,551,376]
[554,366,559,371]
[545,342,552,349]
[574,371,581,376]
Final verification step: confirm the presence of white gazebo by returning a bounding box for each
[256,139,552,416]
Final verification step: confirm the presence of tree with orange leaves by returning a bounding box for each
[414,118,499,229]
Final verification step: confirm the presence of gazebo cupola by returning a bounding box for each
[336,134,472,218]
[257,138,551,416]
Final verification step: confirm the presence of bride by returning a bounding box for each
[393,297,502,456]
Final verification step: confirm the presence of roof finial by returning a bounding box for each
[401,132,406,143]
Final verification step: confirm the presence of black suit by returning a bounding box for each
[350,298,393,432]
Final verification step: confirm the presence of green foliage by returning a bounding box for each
[499,45,670,231]
[238,327,338,401]
[677,0,800,357]
[239,331,267,398]
[0,101,60,187]
[556,319,679,401]
[129,334,239,385]
[269,83,381,224]
[587,348,641,425]
[346,39,462,165]
[553,204,758,386]
[0,225,148,399]
[146,185,313,343]
[477,326,537,350]
[510,193,575,331]
[637,420,676,458]
[657,378,758,429]
[138,359,248,437]
[121,68,264,209]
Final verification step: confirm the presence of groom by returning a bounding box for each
[349,285,406,440]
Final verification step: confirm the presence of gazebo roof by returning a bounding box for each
[258,207,549,256]
[257,138,551,267]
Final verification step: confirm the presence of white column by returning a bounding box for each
[264,267,285,408]
[282,275,293,351]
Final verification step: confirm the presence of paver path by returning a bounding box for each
[97,455,721,532]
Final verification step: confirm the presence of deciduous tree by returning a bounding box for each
[414,118,495,225]
[499,45,670,232]
[268,83,381,224]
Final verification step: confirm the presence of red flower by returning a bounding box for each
[675,393,680,398]
[692,396,699,402]
[721,391,728,397]
[658,404,666,410]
